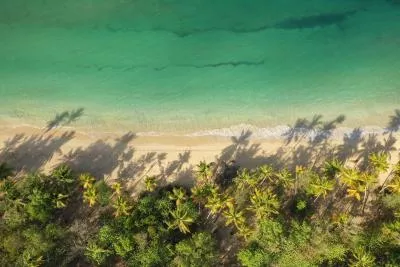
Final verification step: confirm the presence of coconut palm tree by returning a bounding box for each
[307,176,335,201]
[112,196,132,217]
[196,161,212,183]
[167,207,195,234]
[237,223,252,241]
[324,158,343,179]
[247,188,279,220]
[349,247,375,267]
[255,165,274,185]
[191,183,215,205]
[111,182,122,196]
[387,176,400,194]
[346,185,364,201]
[144,176,157,192]
[368,152,389,174]
[223,201,245,229]
[54,193,68,208]
[83,187,97,207]
[205,186,232,219]
[234,169,257,191]
[275,169,295,189]
[79,173,95,189]
[169,187,187,206]
[339,168,360,188]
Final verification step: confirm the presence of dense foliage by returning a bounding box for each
[1,151,399,266]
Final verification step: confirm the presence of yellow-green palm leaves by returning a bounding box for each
[54,193,68,208]
[196,161,212,183]
[79,173,95,189]
[167,207,195,234]
[307,176,335,200]
[223,201,245,229]
[387,176,400,194]
[144,176,157,192]
[112,196,132,217]
[83,187,97,207]
[169,187,187,206]
[247,188,279,220]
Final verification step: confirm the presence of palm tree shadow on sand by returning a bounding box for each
[0,109,399,191]
[45,108,84,132]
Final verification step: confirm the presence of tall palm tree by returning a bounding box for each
[339,168,361,188]
[169,187,187,206]
[112,196,132,217]
[368,152,389,174]
[275,169,295,189]
[144,176,157,192]
[196,161,212,183]
[167,207,194,234]
[54,193,68,208]
[234,169,257,191]
[324,158,343,179]
[191,183,214,205]
[79,173,95,189]
[346,184,364,201]
[223,201,245,229]
[307,176,335,201]
[247,188,279,220]
[111,182,122,196]
[349,247,375,267]
[255,165,274,185]
[83,187,97,207]
[205,186,232,219]
[387,176,400,194]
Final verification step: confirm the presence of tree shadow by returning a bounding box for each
[386,109,400,132]
[63,132,136,179]
[45,108,84,132]
[0,131,75,173]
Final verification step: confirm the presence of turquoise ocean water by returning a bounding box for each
[0,0,399,134]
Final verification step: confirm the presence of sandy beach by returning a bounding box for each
[1,121,399,195]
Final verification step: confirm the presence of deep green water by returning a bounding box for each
[0,0,399,134]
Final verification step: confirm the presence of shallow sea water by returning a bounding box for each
[0,0,399,134]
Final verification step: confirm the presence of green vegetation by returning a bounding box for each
[1,151,399,266]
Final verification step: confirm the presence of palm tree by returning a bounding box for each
[191,183,214,205]
[54,193,68,208]
[169,187,187,206]
[339,168,360,188]
[247,188,279,220]
[255,165,274,185]
[144,176,157,192]
[349,247,375,267]
[237,223,252,241]
[196,161,212,183]
[83,187,97,207]
[205,186,232,219]
[112,196,132,217]
[275,169,295,189]
[223,201,245,229]
[368,152,389,174]
[79,173,95,189]
[22,253,44,267]
[387,176,400,194]
[324,158,343,179]
[379,161,400,193]
[307,176,335,201]
[111,182,122,195]
[234,169,257,191]
[167,207,194,234]
[346,185,364,201]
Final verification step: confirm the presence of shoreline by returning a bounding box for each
[1,123,399,189]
